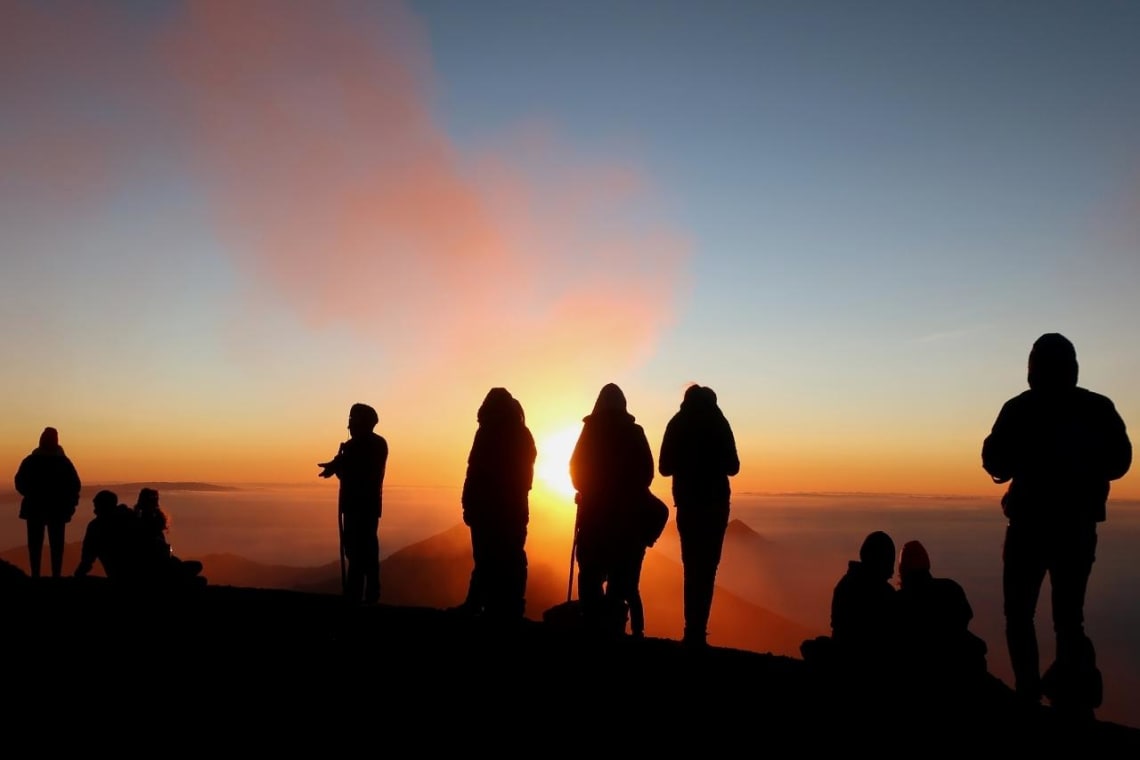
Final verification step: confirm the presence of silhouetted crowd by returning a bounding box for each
[11,332,1132,722]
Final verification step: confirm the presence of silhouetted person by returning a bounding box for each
[75,490,140,579]
[830,531,898,666]
[982,333,1131,715]
[570,383,655,636]
[133,488,205,586]
[658,384,740,646]
[14,427,81,578]
[896,540,988,694]
[455,388,537,621]
[319,403,389,604]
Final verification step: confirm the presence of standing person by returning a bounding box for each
[982,333,1131,715]
[455,388,537,621]
[319,403,389,605]
[569,383,655,636]
[658,384,740,647]
[14,427,81,578]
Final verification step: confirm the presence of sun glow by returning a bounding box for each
[535,424,582,502]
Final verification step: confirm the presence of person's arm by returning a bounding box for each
[318,442,346,479]
[75,523,97,577]
[982,400,1019,484]
[635,427,655,490]
[14,457,30,496]
[722,419,741,477]
[522,429,537,492]
[66,458,81,509]
[658,420,677,477]
[1101,401,1132,482]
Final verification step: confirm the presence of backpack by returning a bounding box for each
[641,490,670,547]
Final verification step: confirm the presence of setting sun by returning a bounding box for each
[535,424,582,501]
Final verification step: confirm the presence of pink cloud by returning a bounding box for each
[4,0,689,391]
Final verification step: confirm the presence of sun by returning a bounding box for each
[535,423,582,502]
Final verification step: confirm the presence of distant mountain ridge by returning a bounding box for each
[0,482,240,503]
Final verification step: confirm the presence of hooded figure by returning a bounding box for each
[896,540,987,690]
[570,383,655,635]
[456,388,537,619]
[982,333,1131,714]
[830,530,898,661]
[658,384,740,646]
[14,427,82,578]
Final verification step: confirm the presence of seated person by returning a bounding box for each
[75,490,140,580]
[133,488,205,586]
[802,531,899,678]
[896,540,988,689]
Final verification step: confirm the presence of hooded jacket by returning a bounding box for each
[658,385,740,508]
[461,388,537,528]
[570,384,654,548]
[15,436,81,524]
[982,334,1132,524]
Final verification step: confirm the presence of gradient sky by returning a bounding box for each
[2,1,1138,498]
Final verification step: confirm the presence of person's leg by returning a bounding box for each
[361,513,380,603]
[679,505,729,644]
[460,523,486,612]
[341,512,375,603]
[1003,522,1048,700]
[627,548,646,637]
[47,521,66,578]
[1046,523,1100,710]
[505,522,528,619]
[1050,524,1097,660]
[26,520,45,579]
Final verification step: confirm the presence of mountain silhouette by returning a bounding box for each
[158,521,815,657]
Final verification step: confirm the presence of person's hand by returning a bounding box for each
[318,462,335,478]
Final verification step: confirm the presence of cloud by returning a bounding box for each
[159,0,689,388]
[2,0,689,397]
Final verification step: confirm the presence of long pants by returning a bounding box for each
[342,511,380,604]
[677,504,729,641]
[1003,520,1098,701]
[26,520,66,579]
[609,548,647,635]
[465,521,528,618]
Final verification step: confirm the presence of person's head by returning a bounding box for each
[347,403,379,438]
[93,490,118,516]
[859,531,896,581]
[39,427,59,449]
[477,387,521,426]
[1028,333,1078,391]
[898,540,932,587]
[681,384,718,411]
[591,383,628,415]
[136,488,160,512]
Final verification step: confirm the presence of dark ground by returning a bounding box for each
[3,573,1138,754]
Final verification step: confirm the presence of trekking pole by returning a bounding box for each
[566,496,579,603]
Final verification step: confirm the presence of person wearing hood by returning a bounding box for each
[456,388,537,620]
[14,427,81,578]
[896,540,988,691]
[570,383,655,636]
[658,384,740,647]
[982,333,1131,715]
